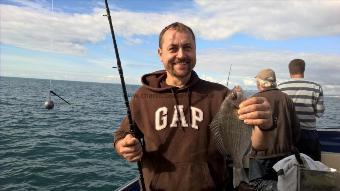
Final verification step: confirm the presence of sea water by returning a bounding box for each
[0,77,339,190]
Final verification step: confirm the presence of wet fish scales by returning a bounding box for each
[210,89,252,187]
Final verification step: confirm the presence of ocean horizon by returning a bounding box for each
[2,75,340,97]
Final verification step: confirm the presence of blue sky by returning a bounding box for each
[1,0,340,95]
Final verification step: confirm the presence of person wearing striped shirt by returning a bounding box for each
[278,59,325,161]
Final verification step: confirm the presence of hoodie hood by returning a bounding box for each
[141,70,201,92]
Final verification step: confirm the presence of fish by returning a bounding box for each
[210,86,252,187]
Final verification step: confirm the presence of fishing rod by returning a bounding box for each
[50,90,71,105]
[104,0,146,190]
[226,64,232,87]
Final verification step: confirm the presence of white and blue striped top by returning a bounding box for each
[278,79,325,130]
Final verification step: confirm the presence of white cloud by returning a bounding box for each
[200,75,219,84]
[2,0,340,55]
[1,0,340,95]
[194,48,340,92]
[193,0,340,40]
[107,0,340,40]
[1,3,108,55]
[243,78,256,87]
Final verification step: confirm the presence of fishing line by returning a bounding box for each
[44,0,71,109]
[49,80,52,100]
[44,0,55,110]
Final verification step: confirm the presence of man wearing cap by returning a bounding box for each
[248,68,300,190]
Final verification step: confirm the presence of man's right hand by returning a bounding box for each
[115,134,143,162]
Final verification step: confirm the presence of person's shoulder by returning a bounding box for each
[280,79,320,85]
[278,79,298,86]
[254,88,279,97]
[294,79,322,86]
[304,80,323,88]
[297,80,323,91]
[279,90,293,100]
[279,79,322,88]
[130,85,150,98]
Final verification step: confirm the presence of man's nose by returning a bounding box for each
[177,48,185,58]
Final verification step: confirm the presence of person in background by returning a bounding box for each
[113,22,274,191]
[249,68,300,191]
[278,59,325,161]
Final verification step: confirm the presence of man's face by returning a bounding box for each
[158,29,196,79]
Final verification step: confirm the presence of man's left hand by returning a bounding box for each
[238,97,273,129]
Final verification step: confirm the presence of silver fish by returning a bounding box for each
[210,86,252,187]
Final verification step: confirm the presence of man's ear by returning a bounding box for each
[158,48,162,57]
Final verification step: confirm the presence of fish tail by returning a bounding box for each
[233,167,249,188]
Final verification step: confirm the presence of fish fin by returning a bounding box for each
[233,167,249,188]
[210,112,228,156]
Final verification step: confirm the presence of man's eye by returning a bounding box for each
[184,46,192,51]
[169,47,177,52]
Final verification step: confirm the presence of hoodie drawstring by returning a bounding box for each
[187,88,192,129]
[171,88,182,128]
[170,87,192,129]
